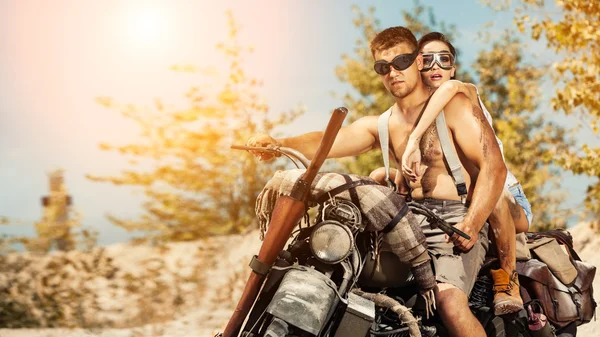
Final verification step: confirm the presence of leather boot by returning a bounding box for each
[490,268,524,315]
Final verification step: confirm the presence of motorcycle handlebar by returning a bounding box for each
[231,145,469,241]
[231,144,311,169]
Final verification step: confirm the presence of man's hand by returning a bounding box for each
[245,134,281,161]
[445,221,480,252]
[401,137,422,182]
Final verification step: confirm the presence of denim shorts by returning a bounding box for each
[508,183,533,226]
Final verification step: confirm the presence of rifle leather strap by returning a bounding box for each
[382,202,409,233]
[249,255,270,276]
[314,179,379,205]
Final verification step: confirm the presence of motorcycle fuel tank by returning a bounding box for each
[266,266,337,336]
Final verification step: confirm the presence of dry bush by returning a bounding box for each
[0,241,212,329]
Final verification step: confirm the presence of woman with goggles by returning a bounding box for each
[422,52,455,71]
[370,32,533,316]
[403,32,531,228]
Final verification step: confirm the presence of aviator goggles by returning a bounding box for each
[373,49,420,75]
[421,52,455,71]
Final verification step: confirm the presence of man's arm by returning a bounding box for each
[409,80,472,143]
[247,115,378,160]
[402,80,474,180]
[445,93,507,249]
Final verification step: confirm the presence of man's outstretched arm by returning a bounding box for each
[247,115,378,160]
[445,93,507,251]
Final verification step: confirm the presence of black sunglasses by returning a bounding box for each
[373,49,419,75]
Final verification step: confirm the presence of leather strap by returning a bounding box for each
[382,202,409,233]
[314,179,379,205]
[527,230,581,261]
[377,107,396,190]
[435,111,468,203]
[249,255,270,276]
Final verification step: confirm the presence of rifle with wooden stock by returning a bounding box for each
[221,107,348,337]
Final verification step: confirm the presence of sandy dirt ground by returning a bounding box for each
[1,223,599,337]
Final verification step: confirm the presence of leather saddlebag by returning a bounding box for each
[517,230,597,327]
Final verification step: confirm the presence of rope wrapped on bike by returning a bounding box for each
[352,289,421,337]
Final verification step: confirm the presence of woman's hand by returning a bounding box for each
[402,137,422,182]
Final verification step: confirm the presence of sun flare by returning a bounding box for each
[127,7,165,45]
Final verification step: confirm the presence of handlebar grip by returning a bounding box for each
[302,107,348,183]
[230,145,255,151]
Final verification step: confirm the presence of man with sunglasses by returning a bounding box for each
[369,32,530,316]
[246,26,507,337]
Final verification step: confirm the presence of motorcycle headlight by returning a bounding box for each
[310,220,353,264]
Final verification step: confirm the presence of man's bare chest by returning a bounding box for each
[387,120,444,165]
[419,123,444,165]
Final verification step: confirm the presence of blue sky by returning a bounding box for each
[0,0,595,246]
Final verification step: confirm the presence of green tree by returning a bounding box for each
[508,0,600,227]
[88,12,302,242]
[335,2,568,229]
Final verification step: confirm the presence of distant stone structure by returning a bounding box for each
[34,169,76,251]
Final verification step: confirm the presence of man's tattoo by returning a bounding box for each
[421,123,441,161]
[472,104,490,157]
[418,123,439,195]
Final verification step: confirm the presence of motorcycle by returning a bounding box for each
[217,108,577,337]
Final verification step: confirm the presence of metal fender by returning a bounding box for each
[266,266,338,336]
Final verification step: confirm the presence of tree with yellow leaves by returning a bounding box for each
[507,0,600,227]
[88,12,302,242]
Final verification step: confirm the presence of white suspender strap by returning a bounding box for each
[377,107,396,190]
[435,111,468,204]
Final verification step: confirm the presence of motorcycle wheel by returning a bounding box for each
[484,316,506,337]
[555,322,577,337]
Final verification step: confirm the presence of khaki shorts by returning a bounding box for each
[415,198,490,296]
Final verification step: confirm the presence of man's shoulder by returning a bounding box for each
[443,93,472,116]
[442,93,485,129]
[353,114,380,129]
[465,83,479,98]
[342,115,379,141]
